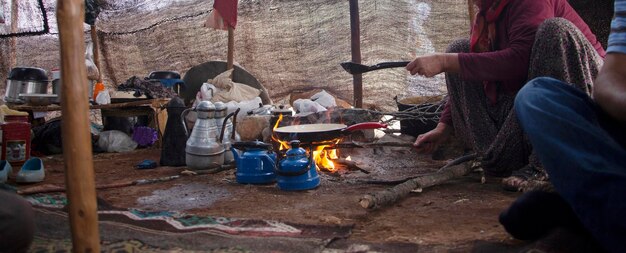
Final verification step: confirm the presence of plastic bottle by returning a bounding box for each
[93,82,105,100]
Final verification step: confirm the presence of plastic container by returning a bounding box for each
[1,115,31,166]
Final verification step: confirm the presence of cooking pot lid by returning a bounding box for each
[148,71,181,80]
[8,67,48,81]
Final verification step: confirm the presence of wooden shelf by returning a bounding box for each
[8,98,171,112]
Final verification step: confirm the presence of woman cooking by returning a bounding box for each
[408,0,606,191]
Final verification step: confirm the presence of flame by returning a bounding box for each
[271,114,290,150]
[312,139,341,172]
[272,113,342,172]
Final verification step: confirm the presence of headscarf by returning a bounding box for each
[470,0,512,104]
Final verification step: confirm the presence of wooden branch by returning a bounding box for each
[334,141,414,149]
[359,154,477,209]
[334,158,370,174]
[18,175,180,195]
[57,0,100,251]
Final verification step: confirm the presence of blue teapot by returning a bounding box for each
[231,141,277,184]
[276,140,320,191]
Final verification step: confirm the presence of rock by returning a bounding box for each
[237,115,271,141]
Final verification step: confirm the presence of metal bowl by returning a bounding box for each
[18,93,58,106]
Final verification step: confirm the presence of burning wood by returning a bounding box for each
[271,113,347,172]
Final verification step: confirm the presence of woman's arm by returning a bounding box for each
[593,53,626,122]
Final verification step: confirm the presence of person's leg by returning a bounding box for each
[515,77,626,253]
[501,17,605,191]
[0,190,35,253]
[528,18,603,93]
[444,39,527,175]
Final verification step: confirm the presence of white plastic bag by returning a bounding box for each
[210,69,261,103]
[225,97,263,123]
[85,42,100,80]
[311,90,337,108]
[96,90,111,105]
[293,99,327,114]
[97,130,138,153]
[193,83,217,107]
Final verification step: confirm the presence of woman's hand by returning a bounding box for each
[406,53,460,77]
[413,123,452,154]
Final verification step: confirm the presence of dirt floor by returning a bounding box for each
[15,134,530,252]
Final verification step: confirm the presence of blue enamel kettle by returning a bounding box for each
[276,140,320,191]
[231,141,277,184]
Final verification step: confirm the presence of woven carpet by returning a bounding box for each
[27,193,353,253]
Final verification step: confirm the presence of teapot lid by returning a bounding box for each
[196,101,215,112]
[286,140,307,156]
[271,105,293,116]
[214,102,227,112]
[232,140,271,150]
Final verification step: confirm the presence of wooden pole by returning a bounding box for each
[90,25,102,83]
[227,26,234,70]
[349,0,363,108]
[9,0,18,68]
[468,0,475,25]
[57,0,101,252]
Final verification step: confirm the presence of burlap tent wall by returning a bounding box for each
[0,0,612,110]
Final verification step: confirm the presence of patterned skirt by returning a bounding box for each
[445,18,603,176]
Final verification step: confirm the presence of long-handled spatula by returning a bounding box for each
[340,61,411,75]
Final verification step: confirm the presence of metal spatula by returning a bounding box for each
[340,61,411,75]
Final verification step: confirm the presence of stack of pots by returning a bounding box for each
[4,67,49,103]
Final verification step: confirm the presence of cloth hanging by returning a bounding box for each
[469,0,511,104]
[205,0,238,30]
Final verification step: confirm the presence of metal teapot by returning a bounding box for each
[214,102,240,165]
[181,101,225,170]
[231,140,277,184]
[276,140,320,191]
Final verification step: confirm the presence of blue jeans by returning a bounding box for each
[515,77,626,253]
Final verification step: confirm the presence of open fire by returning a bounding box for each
[272,114,341,172]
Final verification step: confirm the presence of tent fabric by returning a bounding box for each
[0,0,611,110]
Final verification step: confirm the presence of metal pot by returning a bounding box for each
[5,67,49,103]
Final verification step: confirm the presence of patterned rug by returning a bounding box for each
[27,193,353,253]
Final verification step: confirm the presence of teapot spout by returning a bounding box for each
[230,147,241,163]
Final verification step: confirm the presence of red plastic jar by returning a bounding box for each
[1,115,31,165]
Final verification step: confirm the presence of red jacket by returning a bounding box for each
[439,0,605,125]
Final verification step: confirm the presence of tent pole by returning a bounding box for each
[349,0,363,108]
[468,0,475,25]
[57,0,101,252]
[227,26,234,70]
[9,0,18,68]
[90,25,102,83]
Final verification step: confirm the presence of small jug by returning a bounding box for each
[276,140,320,191]
[231,141,277,184]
